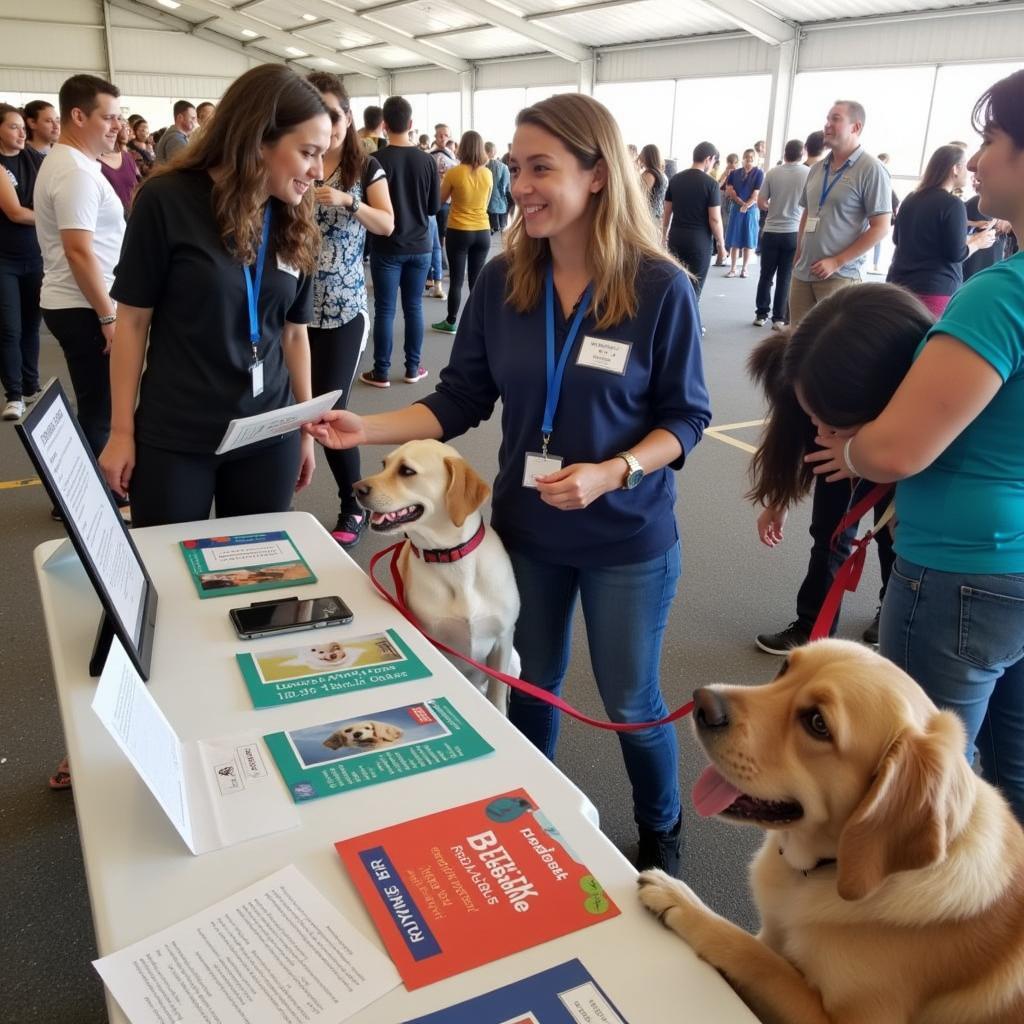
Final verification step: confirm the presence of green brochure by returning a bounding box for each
[236,628,432,709]
[179,530,316,599]
[264,697,494,803]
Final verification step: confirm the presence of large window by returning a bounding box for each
[475,88,525,150]
[672,75,771,166]
[595,80,675,155]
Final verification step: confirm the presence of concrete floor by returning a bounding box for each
[1,254,883,1022]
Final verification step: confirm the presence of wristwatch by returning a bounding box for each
[348,194,361,215]
[616,451,644,490]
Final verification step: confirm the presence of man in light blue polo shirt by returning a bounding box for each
[789,100,892,326]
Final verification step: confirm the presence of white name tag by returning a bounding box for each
[523,452,563,488]
[805,217,820,233]
[576,336,631,375]
[276,255,299,278]
[250,359,264,398]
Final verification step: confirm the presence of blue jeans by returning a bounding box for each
[428,218,442,282]
[0,255,43,401]
[369,251,431,375]
[508,543,682,832]
[880,557,1024,822]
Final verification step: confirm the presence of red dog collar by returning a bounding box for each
[408,522,485,563]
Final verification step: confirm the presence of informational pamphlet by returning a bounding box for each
[178,530,316,599]
[214,388,343,454]
[236,628,432,709]
[264,697,493,803]
[336,789,621,989]
[93,864,400,1024]
[93,637,299,854]
[402,959,629,1024]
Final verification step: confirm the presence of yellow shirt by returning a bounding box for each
[445,163,493,231]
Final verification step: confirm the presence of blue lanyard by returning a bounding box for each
[242,206,271,354]
[819,157,852,210]
[543,264,592,453]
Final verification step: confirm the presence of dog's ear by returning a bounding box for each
[836,710,969,901]
[378,724,403,742]
[444,456,490,528]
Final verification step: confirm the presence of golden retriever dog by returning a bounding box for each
[322,720,403,751]
[638,639,1024,1024]
[355,440,520,712]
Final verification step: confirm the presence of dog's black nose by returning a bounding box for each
[354,481,371,498]
[694,688,729,730]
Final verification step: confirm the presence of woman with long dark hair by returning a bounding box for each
[22,99,59,156]
[639,143,667,223]
[431,129,492,335]
[99,64,332,526]
[809,69,1024,822]
[306,71,394,548]
[887,143,996,316]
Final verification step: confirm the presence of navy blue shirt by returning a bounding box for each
[419,255,710,567]
[887,187,969,297]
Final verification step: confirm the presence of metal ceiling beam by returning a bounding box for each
[525,0,646,22]
[452,0,591,63]
[164,0,387,76]
[295,0,472,73]
[693,0,795,45]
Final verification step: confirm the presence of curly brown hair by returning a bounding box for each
[145,64,329,276]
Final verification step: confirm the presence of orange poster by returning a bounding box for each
[335,789,620,989]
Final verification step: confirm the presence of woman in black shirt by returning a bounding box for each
[0,104,43,421]
[888,144,996,316]
[100,65,333,526]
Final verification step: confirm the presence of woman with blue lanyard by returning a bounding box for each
[307,72,394,549]
[99,65,332,527]
[807,69,1024,823]
[306,93,710,874]
[723,148,763,278]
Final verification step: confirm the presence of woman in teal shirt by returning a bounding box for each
[809,69,1024,822]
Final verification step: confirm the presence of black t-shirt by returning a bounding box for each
[962,194,1007,280]
[0,148,43,259]
[371,145,440,256]
[665,168,720,245]
[111,170,313,453]
[887,187,968,297]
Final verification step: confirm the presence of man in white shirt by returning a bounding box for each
[35,73,125,459]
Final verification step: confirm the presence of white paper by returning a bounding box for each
[199,537,299,571]
[215,390,343,455]
[32,392,146,644]
[94,638,300,855]
[94,865,401,1024]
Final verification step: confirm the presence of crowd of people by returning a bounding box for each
[2,62,1022,860]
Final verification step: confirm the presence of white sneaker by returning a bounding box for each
[23,390,42,405]
[430,284,445,299]
[771,320,787,331]
[3,399,25,421]
[752,316,767,327]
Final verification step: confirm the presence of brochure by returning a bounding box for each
[94,864,400,1024]
[237,628,432,708]
[178,530,316,599]
[402,959,629,1023]
[264,697,493,803]
[336,788,621,989]
[93,637,299,854]
[214,388,343,454]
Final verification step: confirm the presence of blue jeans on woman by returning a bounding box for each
[507,542,682,832]
[0,255,43,401]
[369,251,431,376]
[880,556,1024,823]
[428,218,442,283]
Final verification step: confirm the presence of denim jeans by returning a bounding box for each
[0,255,43,401]
[880,557,1024,823]
[755,230,797,322]
[428,218,442,282]
[507,543,682,832]
[369,251,431,375]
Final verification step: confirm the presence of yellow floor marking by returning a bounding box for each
[0,476,42,490]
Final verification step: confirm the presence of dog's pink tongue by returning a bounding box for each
[692,765,743,818]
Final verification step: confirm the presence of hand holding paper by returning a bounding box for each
[215,390,343,455]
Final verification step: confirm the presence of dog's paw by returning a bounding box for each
[637,869,702,923]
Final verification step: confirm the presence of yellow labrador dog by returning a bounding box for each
[638,640,1024,1024]
[355,440,520,712]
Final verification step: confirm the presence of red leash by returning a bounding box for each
[368,542,694,733]
[809,484,894,641]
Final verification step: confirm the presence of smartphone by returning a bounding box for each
[229,595,353,640]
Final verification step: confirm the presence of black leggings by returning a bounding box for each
[445,228,490,323]
[309,312,367,510]
[129,433,301,528]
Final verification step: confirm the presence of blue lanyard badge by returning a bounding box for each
[242,206,271,397]
[542,264,592,456]
[819,158,851,210]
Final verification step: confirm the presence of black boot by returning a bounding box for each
[636,814,683,875]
